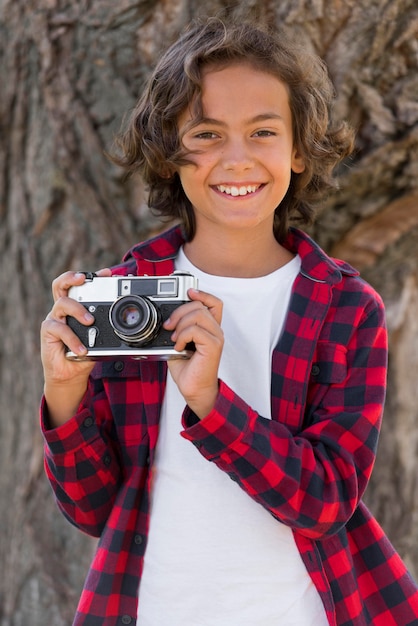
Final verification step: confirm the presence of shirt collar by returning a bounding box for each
[122,224,359,285]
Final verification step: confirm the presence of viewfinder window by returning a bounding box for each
[157,279,177,296]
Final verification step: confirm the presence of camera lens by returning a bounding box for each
[109,295,161,345]
[120,305,142,327]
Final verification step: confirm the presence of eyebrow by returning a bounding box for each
[194,112,285,127]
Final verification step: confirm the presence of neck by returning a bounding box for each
[184,228,293,278]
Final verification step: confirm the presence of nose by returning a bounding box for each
[221,137,254,171]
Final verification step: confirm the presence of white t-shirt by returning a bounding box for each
[137,249,328,626]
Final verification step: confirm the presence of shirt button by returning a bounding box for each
[121,616,132,625]
[134,534,143,545]
[103,453,112,467]
[114,360,124,372]
[83,417,94,428]
[311,364,320,376]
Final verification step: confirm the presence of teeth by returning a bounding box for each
[217,184,259,196]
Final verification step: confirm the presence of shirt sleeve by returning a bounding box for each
[180,292,388,541]
[40,375,122,537]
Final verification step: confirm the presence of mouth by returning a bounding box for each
[215,184,263,197]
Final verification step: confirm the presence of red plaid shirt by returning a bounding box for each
[41,226,418,626]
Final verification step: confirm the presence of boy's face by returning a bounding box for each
[176,62,305,237]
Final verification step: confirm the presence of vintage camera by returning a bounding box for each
[66,271,198,360]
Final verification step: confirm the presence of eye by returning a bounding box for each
[252,129,277,137]
[193,131,219,140]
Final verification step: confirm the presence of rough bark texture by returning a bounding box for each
[0,0,417,623]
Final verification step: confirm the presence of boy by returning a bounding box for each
[40,16,418,626]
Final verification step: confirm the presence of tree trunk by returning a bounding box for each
[0,0,417,623]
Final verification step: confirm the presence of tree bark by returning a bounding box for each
[0,0,417,623]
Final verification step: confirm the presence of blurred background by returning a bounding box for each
[0,0,417,624]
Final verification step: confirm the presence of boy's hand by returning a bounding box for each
[164,288,224,419]
[40,268,111,426]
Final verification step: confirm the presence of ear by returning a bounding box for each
[291,147,305,174]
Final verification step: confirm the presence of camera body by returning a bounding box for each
[66,271,198,360]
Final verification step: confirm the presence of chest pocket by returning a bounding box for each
[310,341,348,384]
[306,341,348,423]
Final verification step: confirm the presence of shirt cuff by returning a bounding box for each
[180,380,254,459]
[40,393,99,457]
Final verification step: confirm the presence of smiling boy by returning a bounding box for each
[40,16,418,626]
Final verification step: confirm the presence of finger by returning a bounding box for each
[41,318,89,357]
[95,267,112,277]
[48,296,95,325]
[164,290,223,330]
[52,271,88,302]
[172,321,224,355]
[51,268,112,301]
[187,288,223,324]
[169,306,222,343]
[167,302,224,348]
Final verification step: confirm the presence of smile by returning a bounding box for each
[216,184,261,197]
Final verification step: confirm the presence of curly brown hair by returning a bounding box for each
[112,16,355,242]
